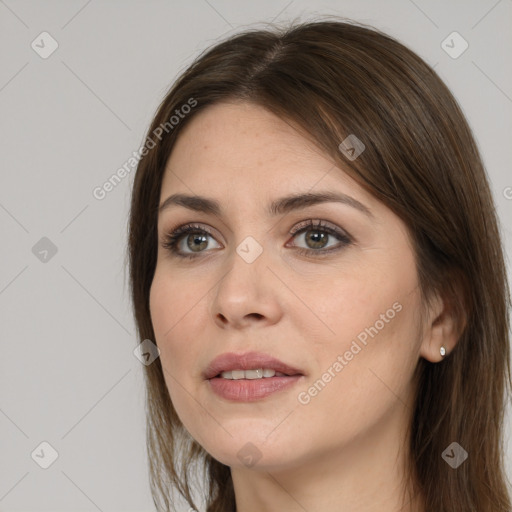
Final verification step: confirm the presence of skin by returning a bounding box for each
[149,101,459,511]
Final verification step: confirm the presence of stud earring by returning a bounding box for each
[440,346,446,358]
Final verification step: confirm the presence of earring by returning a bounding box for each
[440,346,446,358]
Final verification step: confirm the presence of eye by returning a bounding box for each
[286,219,352,256]
[161,223,221,260]
[161,220,352,260]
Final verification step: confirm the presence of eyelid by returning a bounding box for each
[164,222,221,242]
[288,218,349,237]
[286,219,352,253]
[161,219,353,258]
[161,222,221,246]
[164,219,348,240]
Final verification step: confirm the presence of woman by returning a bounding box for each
[128,19,512,512]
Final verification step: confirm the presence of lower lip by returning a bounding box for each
[208,375,303,402]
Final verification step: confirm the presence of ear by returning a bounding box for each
[419,288,464,363]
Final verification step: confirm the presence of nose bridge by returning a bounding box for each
[212,230,276,325]
[223,232,268,295]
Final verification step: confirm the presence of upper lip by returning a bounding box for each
[203,351,305,379]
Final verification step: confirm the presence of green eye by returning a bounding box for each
[162,220,352,260]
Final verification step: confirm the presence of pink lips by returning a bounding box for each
[203,351,305,402]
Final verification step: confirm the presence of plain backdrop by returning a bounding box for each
[1,0,511,511]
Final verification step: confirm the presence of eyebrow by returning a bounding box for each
[158,191,374,219]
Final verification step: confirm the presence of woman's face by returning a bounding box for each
[150,101,431,471]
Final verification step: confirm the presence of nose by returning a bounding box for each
[211,243,283,330]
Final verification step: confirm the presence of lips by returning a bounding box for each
[204,351,305,402]
[202,351,304,380]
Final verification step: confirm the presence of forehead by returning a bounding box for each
[161,102,370,200]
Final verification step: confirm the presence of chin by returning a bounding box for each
[197,432,305,472]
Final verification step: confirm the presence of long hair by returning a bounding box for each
[128,19,512,512]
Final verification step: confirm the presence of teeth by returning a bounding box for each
[245,369,263,379]
[220,368,283,380]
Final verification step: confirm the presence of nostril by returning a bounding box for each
[217,314,228,324]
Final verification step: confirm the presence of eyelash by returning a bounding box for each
[161,220,352,260]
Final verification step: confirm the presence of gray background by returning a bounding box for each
[1,0,511,511]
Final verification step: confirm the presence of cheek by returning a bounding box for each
[314,262,421,390]
[149,273,208,435]
[317,273,396,346]
[330,248,419,342]
[294,301,420,444]
[149,272,200,372]
[149,265,198,336]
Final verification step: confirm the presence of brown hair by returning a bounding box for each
[128,18,512,512]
